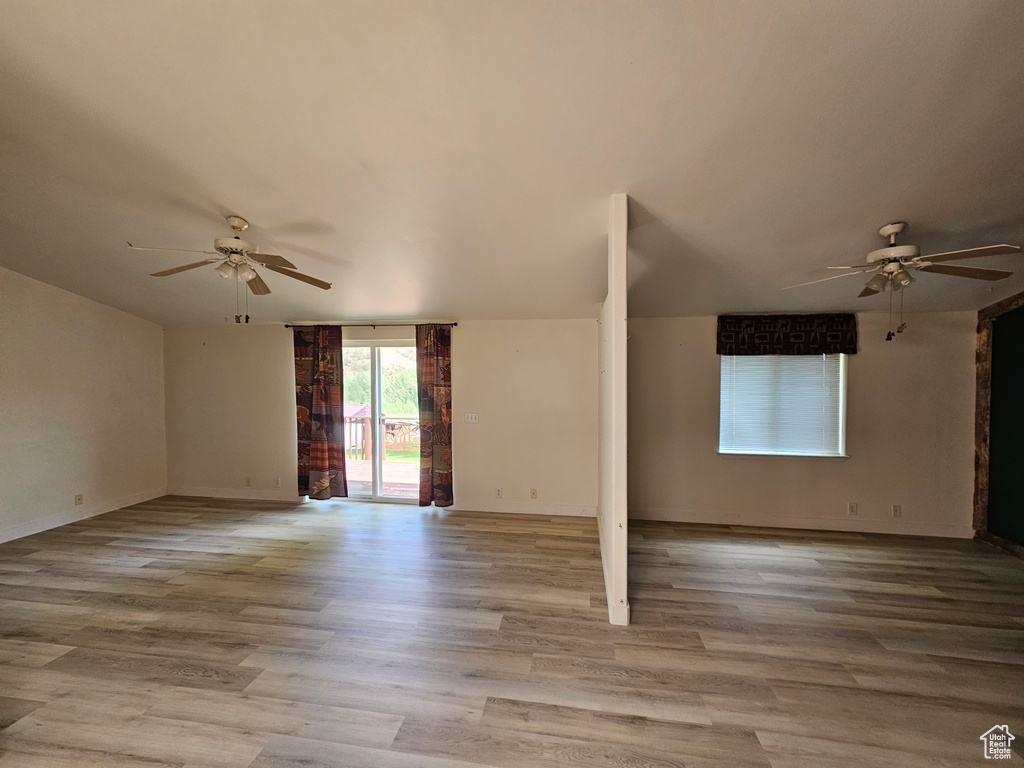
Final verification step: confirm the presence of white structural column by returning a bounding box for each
[598,193,629,625]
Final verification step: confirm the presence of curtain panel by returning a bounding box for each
[415,324,454,507]
[294,326,348,499]
[717,314,858,355]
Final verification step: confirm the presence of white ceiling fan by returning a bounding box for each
[784,222,1021,297]
[128,216,332,295]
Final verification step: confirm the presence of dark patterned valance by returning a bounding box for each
[717,314,858,355]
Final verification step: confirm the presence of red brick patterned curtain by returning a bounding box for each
[294,326,348,499]
[415,324,453,507]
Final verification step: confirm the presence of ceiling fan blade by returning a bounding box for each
[261,262,332,290]
[247,252,297,270]
[782,267,877,291]
[150,259,218,277]
[826,264,874,270]
[914,244,1021,264]
[128,242,219,256]
[917,263,1013,281]
[246,271,272,295]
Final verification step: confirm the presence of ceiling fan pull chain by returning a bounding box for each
[886,288,894,341]
[897,289,907,335]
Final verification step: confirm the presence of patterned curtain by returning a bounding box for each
[717,314,858,355]
[415,324,454,507]
[294,326,348,499]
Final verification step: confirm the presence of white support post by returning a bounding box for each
[599,192,629,625]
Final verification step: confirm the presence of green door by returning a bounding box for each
[988,304,1024,545]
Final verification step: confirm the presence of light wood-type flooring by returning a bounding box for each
[0,497,1022,766]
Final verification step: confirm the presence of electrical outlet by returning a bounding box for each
[74,494,83,506]
[847,502,858,517]
[496,487,502,498]
[530,488,538,500]
[464,413,479,423]
[892,504,902,518]
[244,476,252,488]
[274,478,281,489]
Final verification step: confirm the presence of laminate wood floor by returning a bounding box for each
[0,497,1021,767]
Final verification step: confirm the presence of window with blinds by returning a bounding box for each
[719,354,847,457]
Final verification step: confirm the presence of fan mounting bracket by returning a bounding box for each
[226,216,249,233]
[879,221,906,239]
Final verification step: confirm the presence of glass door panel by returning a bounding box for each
[342,346,373,497]
[343,342,418,502]
[379,346,419,500]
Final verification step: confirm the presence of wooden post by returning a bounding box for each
[974,316,992,533]
[974,289,1024,557]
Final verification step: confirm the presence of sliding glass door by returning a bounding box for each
[342,346,373,496]
[342,341,419,501]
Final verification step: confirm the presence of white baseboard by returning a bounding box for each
[629,506,975,539]
[166,486,301,503]
[0,486,167,544]
[449,499,597,517]
[608,602,630,626]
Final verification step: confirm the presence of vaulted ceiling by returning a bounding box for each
[1,0,1023,324]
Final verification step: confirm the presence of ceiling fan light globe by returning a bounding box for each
[865,273,889,294]
[215,262,235,279]
[893,268,914,287]
[236,264,257,282]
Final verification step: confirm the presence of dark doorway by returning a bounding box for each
[988,303,1024,545]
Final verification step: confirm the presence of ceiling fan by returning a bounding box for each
[784,221,1021,297]
[127,216,332,295]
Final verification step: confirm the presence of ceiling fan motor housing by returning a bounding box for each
[214,237,258,262]
[867,244,919,264]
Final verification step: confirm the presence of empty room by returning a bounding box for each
[1,2,1023,766]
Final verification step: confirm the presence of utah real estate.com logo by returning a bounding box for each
[980,725,1015,760]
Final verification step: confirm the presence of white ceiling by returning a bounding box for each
[1,0,1023,325]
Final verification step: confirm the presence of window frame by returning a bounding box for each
[717,353,848,459]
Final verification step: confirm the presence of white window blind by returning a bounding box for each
[719,354,846,457]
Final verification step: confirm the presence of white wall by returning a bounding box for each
[598,194,629,626]
[0,267,167,542]
[164,324,298,500]
[451,320,599,516]
[163,320,601,513]
[628,312,977,537]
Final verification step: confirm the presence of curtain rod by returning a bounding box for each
[285,322,457,328]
